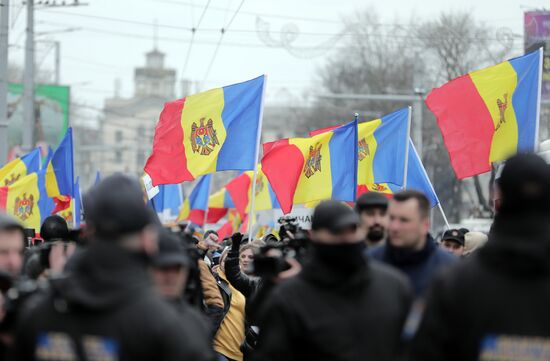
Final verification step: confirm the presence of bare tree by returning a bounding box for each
[415,12,513,219]
[299,9,419,133]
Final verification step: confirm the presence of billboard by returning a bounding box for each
[7,83,70,159]
[524,11,550,101]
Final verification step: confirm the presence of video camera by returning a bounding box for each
[252,217,309,279]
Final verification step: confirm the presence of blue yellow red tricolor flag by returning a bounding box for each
[0,170,54,231]
[225,166,280,218]
[262,119,358,214]
[206,188,235,224]
[310,108,410,191]
[357,140,439,208]
[426,49,543,179]
[178,175,212,226]
[0,148,41,187]
[144,76,265,185]
[45,128,74,197]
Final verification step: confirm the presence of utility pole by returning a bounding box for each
[22,0,35,152]
[0,0,9,163]
[54,41,60,84]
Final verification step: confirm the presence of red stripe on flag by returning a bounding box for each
[225,173,252,219]
[261,141,304,214]
[144,99,194,185]
[216,220,234,241]
[0,187,8,210]
[52,196,71,214]
[425,74,495,179]
[309,125,340,137]
[206,208,229,224]
[188,209,206,226]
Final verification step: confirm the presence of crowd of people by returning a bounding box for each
[0,152,549,361]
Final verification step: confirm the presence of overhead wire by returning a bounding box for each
[201,0,245,84]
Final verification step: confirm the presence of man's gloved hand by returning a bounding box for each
[229,232,243,256]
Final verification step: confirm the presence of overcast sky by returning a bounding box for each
[7,0,549,115]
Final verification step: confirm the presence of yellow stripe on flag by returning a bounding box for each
[245,166,273,212]
[289,132,334,204]
[6,173,42,230]
[469,62,518,163]
[357,120,382,186]
[181,88,227,178]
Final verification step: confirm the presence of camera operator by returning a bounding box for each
[14,174,215,361]
[253,200,413,361]
[23,216,77,281]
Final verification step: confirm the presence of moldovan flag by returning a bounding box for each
[206,188,235,224]
[262,119,358,214]
[178,175,212,226]
[426,49,543,179]
[45,128,74,197]
[144,76,265,185]
[358,140,440,208]
[310,108,410,190]
[0,148,41,187]
[225,166,280,218]
[0,170,53,230]
[152,184,183,223]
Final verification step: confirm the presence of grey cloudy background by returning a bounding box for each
[7,0,549,112]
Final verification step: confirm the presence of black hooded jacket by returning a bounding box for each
[253,248,413,361]
[410,214,550,361]
[14,241,215,361]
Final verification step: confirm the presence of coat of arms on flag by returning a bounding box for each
[303,143,322,178]
[190,118,220,156]
[358,138,370,161]
[14,193,34,221]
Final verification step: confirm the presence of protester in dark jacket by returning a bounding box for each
[14,175,214,361]
[368,190,456,297]
[254,201,413,361]
[410,154,550,361]
[224,233,261,299]
[151,229,210,340]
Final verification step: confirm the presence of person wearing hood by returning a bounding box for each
[368,190,456,297]
[14,174,215,361]
[253,200,413,361]
[410,153,550,361]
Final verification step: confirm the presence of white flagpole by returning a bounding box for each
[438,203,451,230]
[248,75,267,240]
[403,106,412,189]
[534,47,543,152]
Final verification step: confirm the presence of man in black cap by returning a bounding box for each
[0,213,25,278]
[254,200,413,361]
[151,229,192,306]
[151,229,211,339]
[410,153,550,361]
[440,228,466,257]
[14,174,215,361]
[355,192,390,247]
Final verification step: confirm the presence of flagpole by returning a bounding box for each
[534,47,543,152]
[437,203,450,230]
[403,106,412,189]
[248,75,267,240]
